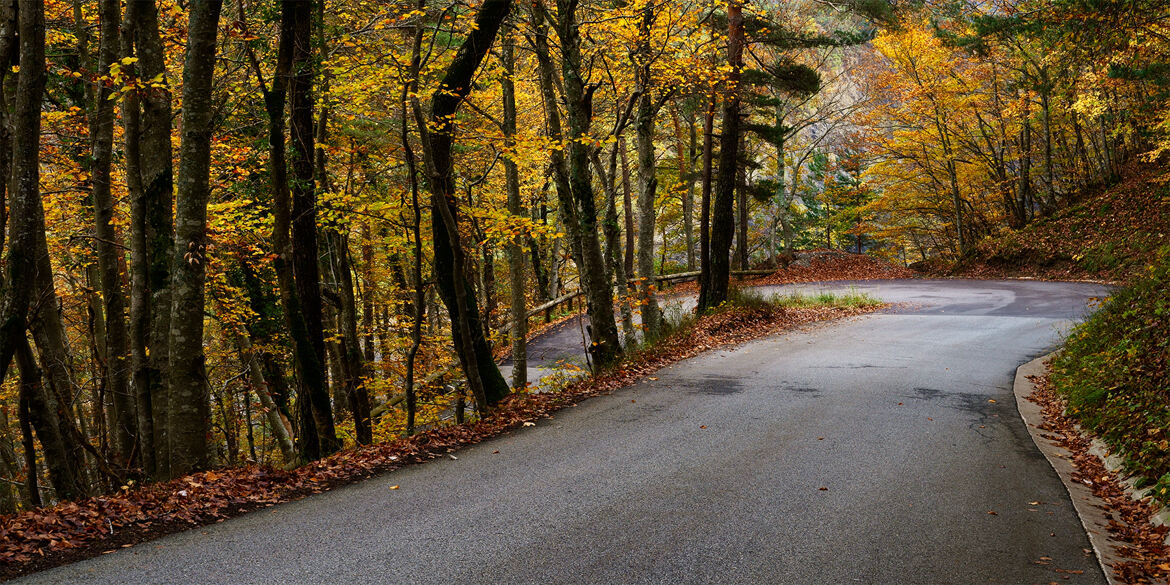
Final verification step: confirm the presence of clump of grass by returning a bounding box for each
[725,286,779,311]
[656,301,699,342]
[771,287,882,309]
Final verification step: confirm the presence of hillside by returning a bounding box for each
[942,163,1170,283]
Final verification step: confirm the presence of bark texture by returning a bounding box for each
[166,0,223,477]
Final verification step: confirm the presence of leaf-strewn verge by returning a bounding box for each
[1029,373,1170,583]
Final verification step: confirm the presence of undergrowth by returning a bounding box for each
[1050,253,1170,503]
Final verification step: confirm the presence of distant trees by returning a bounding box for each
[858,7,1154,259]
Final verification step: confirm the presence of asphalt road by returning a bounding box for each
[19,279,1112,584]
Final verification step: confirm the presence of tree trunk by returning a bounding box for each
[401,4,425,434]
[129,0,174,478]
[325,229,372,444]
[617,138,637,338]
[29,120,92,501]
[699,0,743,312]
[3,0,89,503]
[698,94,715,307]
[635,91,662,338]
[236,335,295,462]
[501,28,528,390]
[555,0,622,368]
[287,0,340,456]
[92,0,135,468]
[17,385,42,508]
[0,0,12,257]
[620,138,635,282]
[633,6,661,338]
[165,0,223,477]
[675,107,696,271]
[17,339,87,502]
[1018,98,1033,224]
[1040,67,1056,209]
[122,0,154,476]
[0,0,32,391]
[245,0,323,463]
[529,3,584,281]
[734,133,748,270]
[420,0,513,410]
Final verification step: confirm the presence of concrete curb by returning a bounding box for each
[1014,354,1123,585]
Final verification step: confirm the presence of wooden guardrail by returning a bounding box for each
[503,269,776,330]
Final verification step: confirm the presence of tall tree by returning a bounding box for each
[421,0,513,409]
[91,0,135,467]
[634,2,662,338]
[501,26,528,390]
[166,0,224,478]
[699,0,744,312]
[554,0,622,367]
[128,0,175,477]
[287,0,340,457]
[2,0,88,502]
[0,0,26,383]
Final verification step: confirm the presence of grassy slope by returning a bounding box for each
[1050,261,1170,500]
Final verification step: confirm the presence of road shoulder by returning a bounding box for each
[1014,354,1125,584]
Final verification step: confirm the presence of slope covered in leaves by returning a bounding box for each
[948,163,1170,282]
[750,249,915,285]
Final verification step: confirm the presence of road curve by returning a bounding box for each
[18,279,1112,584]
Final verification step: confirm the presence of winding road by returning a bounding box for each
[18,279,1112,584]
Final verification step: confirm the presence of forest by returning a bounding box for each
[0,0,1160,519]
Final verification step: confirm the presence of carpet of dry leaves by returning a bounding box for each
[749,249,915,285]
[0,302,879,581]
[1029,373,1170,583]
[664,249,914,298]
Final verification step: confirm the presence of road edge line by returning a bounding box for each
[1014,353,1121,585]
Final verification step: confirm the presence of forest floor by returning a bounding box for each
[0,294,879,581]
[932,161,1170,284]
